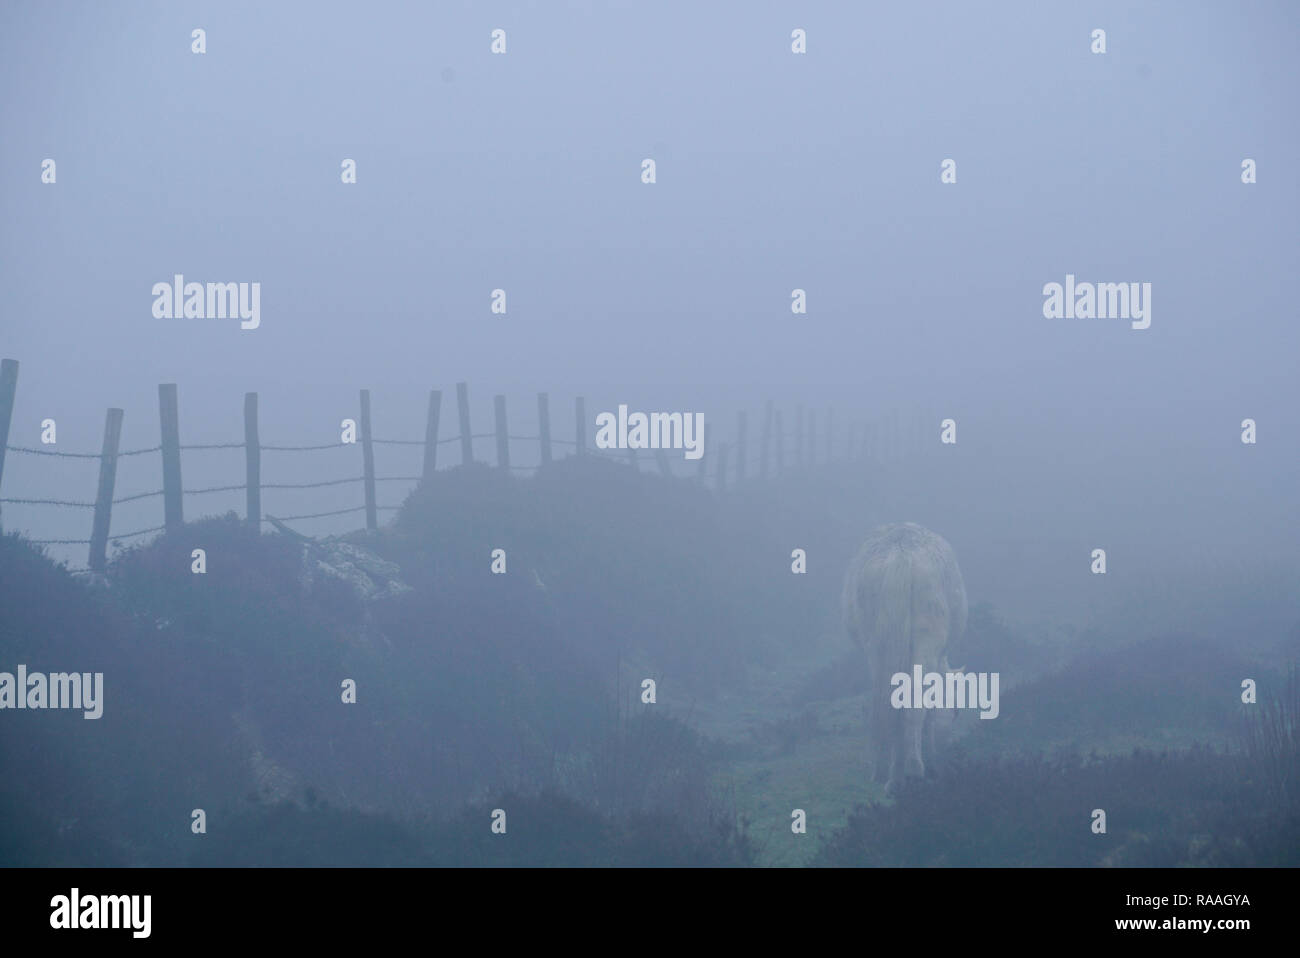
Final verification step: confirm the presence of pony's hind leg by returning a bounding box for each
[871,703,895,786]
[909,604,950,779]
[902,704,926,779]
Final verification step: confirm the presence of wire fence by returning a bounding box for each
[0,361,935,573]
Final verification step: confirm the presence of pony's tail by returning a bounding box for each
[871,548,914,680]
[866,549,913,776]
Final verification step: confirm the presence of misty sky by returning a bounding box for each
[1,1,1297,617]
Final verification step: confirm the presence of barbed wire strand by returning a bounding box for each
[11,431,869,460]
[110,524,167,540]
[113,489,164,504]
[0,496,96,508]
[261,442,348,451]
[3,445,100,459]
[262,477,364,489]
[265,506,367,522]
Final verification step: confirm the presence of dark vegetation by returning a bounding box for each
[815,743,1300,867]
[815,656,1298,866]
[1,455,1296,866]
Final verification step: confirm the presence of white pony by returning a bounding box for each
[842,522,967,791]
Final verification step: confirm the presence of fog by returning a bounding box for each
[1,2,1297,868]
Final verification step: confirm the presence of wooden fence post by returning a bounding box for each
[575,397,586,456]
[759,400,772,479]
[456,382,473,465]
[795,404,804,467]
[422,389,442,482]
[158,383,183,529]
[0,358,18,529]
[494,395,509,470]
[537,393,552,465]
[774,410,784,476]
[87,407,124,572]
[244,393,260,530]
[360,389,377,531]
[736,411,747,482]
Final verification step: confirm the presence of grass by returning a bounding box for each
[715,729,879,866]
[685,638,884,866]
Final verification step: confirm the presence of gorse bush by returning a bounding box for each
[948,601,1062,684]
[815,654,1300,867]
[1,487,759,864]
[1235,663,1300,820]
[0,531,249,864]
[393,458,835,690]
[955,632,1255,760]
[813,745,1277,867]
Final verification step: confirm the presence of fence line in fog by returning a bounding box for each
[0,357,935,572]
